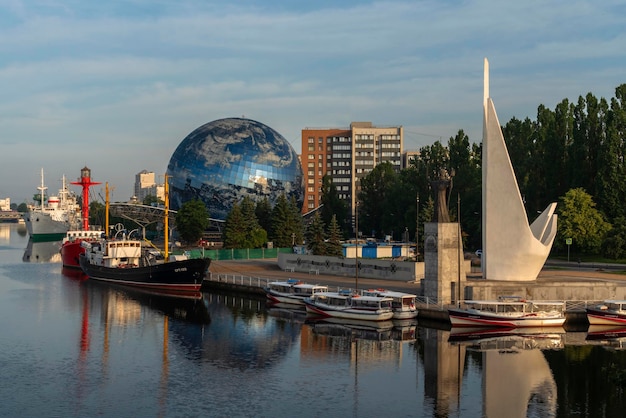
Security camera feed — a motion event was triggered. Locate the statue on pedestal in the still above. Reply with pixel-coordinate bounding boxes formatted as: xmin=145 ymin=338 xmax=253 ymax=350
xmin=431 ymin=168 xmax=452 ymax=223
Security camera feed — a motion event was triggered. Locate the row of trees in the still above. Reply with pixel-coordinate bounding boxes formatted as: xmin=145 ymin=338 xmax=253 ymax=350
xmin=177 ymin=194 xmax=343 ymax=256
xmin=82 ymin=83 xmax=626 ymax=259
xmin=352 ymin=84 xmax=626 ymax=259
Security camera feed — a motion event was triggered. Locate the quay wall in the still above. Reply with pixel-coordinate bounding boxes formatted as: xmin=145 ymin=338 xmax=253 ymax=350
xmin=462 ymin=278 xmax=626 ymax=301
xmin=277 ymin=253 xmax=425 ymax=282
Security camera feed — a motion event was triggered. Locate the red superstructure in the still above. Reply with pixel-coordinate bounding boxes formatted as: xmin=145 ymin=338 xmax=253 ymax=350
xmin=71 ymin=167 xmax=101 ymax=231
xmin=61 ymin=167 xmax=103 ymax=269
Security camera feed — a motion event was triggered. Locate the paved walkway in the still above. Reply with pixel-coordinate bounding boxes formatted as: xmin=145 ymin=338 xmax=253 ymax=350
xmin=208 ymin=258 xmax=626 ymax=294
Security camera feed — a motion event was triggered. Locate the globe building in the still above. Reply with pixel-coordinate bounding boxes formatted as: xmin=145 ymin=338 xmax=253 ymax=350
xmin=166 ymin=117 xmax=304 ymax=221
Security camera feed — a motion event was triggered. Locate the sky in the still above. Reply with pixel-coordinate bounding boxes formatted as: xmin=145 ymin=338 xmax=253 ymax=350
xmin=1 ymin=0 xmax=625 ymax=204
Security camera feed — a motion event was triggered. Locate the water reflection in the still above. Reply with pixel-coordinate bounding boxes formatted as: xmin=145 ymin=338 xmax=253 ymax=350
xmin=22 ymin=239 xmax=62 ymax=263
xmin=202 ymin=292 xmax=302 ymax=369
xmin=2 ymin=220 xmax=626 ymax=417
xmin=306 ymin=317 xmax=396 ymax=341
xmin=586 ymin=325 xmax=626 ymax=350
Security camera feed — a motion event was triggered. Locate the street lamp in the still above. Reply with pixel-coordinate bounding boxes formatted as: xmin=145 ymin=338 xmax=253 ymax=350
xmin=416 ymin=194 xmax=420 ymax=261
xmin=355 ymin=201 xmax=359 ymax=291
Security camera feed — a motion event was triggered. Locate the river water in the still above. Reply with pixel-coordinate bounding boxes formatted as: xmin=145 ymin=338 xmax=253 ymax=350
xmin=1 ymin=222 xmax=626 ymax=417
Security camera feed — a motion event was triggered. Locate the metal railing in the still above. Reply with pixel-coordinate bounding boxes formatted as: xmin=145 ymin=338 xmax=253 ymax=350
xmin=204 ymin=274 xmax=606 ymax=314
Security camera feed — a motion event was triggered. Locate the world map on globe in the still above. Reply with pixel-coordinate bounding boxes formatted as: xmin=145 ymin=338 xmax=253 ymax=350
xmin=167 ymin=117 xmax=304 ymax=221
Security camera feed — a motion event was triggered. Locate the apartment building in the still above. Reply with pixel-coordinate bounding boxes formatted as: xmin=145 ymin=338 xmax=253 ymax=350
xmin=134 ymin=170 xmax=164 ymax=203
xmin=300 ymin=122 xmax=403 ymax=217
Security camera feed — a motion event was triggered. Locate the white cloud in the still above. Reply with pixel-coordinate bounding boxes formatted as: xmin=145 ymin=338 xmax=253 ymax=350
xmin=0 ymin=0 xmax=625 ymax=201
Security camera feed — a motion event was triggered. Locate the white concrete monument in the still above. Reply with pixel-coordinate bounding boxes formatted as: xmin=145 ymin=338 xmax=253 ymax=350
xmin=482 ymin=58 xmax=558 ymax=281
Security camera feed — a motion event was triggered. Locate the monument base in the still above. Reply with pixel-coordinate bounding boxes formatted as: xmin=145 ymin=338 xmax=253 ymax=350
xmin=423 ymin=222 xmax=466 ymax=304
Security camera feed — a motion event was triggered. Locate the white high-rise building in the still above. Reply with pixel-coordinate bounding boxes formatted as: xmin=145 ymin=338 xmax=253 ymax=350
xmin=0 ymin=197 xmax=10 ymax=211
xmin=134 ymin=171 xmax=164 ymax=203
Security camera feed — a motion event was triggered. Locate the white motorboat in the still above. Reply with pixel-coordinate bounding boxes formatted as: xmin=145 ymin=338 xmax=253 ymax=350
xmin=586 ymin=300 xmax=626 ymax=325
xmin=304 ymin=290 xmax=394 ymax=321
xmin=361 ymin=288 xmax=418 ymax=319
xmin=264 ymin=279 xmax=329 ymax=305
xmin=448 ymin=297 xmax=566 ymax=328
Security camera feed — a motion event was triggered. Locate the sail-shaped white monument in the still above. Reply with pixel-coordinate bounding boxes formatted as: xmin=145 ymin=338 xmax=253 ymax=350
xmin=482 ymin=58 xmax=558 ymax=281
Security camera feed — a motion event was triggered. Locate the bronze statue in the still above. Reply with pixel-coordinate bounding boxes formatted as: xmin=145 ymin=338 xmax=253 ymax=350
xmin=431 ymin=168 xmax=452 ymax=223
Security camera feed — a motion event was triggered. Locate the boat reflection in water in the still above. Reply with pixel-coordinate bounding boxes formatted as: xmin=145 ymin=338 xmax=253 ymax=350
xmin=58 ymin=271 xmax=212 ymax=416
xmin=586 ymin=325 xmax=626 ymax=350
xmin=448 ymin=326 xmax=563 ymax=418
xmin=22 ymin=239 xmax=62 ymax=263
xmin=84 ymin=280 xmax=210 ymax=324
xmin=267 ymin=302 xmax=307 ymax=323
xmin=306 ymin=317 xmax=395 ymax=342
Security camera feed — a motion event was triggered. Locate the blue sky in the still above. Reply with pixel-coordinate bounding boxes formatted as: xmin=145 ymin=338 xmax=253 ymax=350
xmin=1 ymin=0 xmax=625 ymax=203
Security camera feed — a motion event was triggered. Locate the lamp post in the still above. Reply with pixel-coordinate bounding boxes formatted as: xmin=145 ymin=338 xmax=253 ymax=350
xmin=416 ymin=194 xmax=419 ymax=261
xmin=457 ymin=193 xmax=461 ymax=307
xmin=355 ymin=201 xmax=359 ymax=292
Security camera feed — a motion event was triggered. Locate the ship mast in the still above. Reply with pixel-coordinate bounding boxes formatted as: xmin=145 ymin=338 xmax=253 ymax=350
xmin=71 ymin=167 xmax=101 ymax=231
xmin=164 ymin=173 xmax=169 ymax=261
xmin=37 ymin=168 xmax=47 ymax=208
xmin=105 ymin=182 xmax=110 ymax=237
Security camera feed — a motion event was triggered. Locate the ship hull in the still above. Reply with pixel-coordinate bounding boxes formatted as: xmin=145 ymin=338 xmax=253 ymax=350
xmin=61 ymin=241 xmax=85 ymax=269
xmin=24 ymin=211 xmax=74 ymax=242
xmin=79 ymin=254 xmax=210 ymax=292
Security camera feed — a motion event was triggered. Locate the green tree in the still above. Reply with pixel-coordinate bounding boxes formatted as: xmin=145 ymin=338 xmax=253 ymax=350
xmin=320 ymin=174 xmax=348 ymax=236
xmin=240 ymin=196 xmax=267 ymax=248
xmin=305 ymin=212 xmax=327 ymax=255
xmin=16 ymin=202 xmax=28 ymax=212
xmin=142 ymin=194 xmax=163 ymax=206
xmin=223 ymin=201 xmax=247 ymax=248
xmin=89 ymin=201 xmax=106 ymax=229
xmin=601 ymin=217 xmax=626 ymax=259
xmin=270 ymin=194 xmax=304 ymax=247
xmin=358 ymin=161 xmax=397 ymax=239
xmin=255 ymin=197 xmax=272 ymax=234
xmin=175 ymin=199 xmax=209 ymax=244
xmin=326 ymin=214 xmax=344 ymax=257
xmin=557 ymin=188 xmax=611 ymax=254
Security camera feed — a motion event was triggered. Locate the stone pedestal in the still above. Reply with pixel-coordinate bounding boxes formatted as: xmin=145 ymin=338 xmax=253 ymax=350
xmin=423 ymin=222 xmax=466 ymax=304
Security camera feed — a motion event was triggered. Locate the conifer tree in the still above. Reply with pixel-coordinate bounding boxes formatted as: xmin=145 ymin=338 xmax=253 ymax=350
xmin=326 ymin=214 xmax=344 ymax=257
xmin=305 ymin=212 xmax=327 ymax=255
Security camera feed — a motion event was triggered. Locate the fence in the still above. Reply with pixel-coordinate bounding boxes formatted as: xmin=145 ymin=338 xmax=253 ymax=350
xmin=175 ymin=246 xmax=293 ymax=261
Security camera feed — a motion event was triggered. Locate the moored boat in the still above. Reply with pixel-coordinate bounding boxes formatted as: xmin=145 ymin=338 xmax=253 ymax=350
xmin=24 ymin=169 xmax=80 ymax=242
xmin=361 ymin=288 xmax=418 ymax=319
xmin=304 ymin=290 xmax=394 ymax=321
xmin=264 ymin=279 xmax=329 ymax=305
xmin=78 ymin=173 xmax=211 ymax=292
xmin=79 ymin=235 xmax=210 ymax=292
xmin=60 ymin=167 xmax=103 ymax=269
xmin=448 ymin=297 xmax=566 ymax=328
xmin=586 ymin=300 xmax=626 ymax=325
xmin=61 ymin=229 xmax=104 ymax=268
